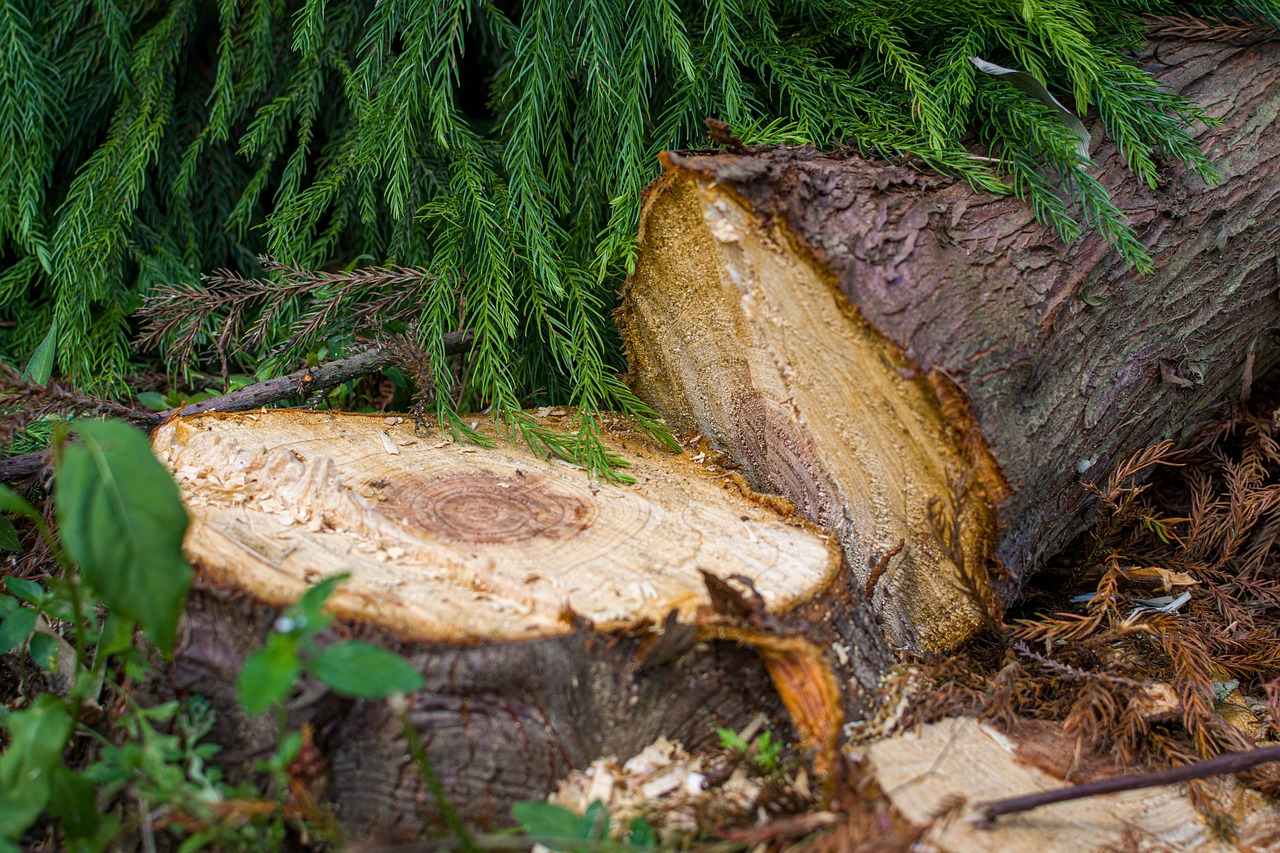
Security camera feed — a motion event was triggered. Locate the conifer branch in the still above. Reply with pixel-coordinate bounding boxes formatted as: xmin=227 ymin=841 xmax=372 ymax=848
xmin=2 ymin=0 xmax=1278 ymax=475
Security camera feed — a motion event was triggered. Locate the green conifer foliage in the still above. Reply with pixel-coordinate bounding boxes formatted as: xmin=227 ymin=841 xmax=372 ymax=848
xmin=1 ymin=1 xmax=1275 ymax=473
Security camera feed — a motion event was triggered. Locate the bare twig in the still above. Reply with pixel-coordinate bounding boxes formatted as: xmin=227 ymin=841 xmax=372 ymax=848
xmin=973 ymin=743 xmax=1280 ymax=826
xmin=0 ymin=331 xmax=473 ymax=484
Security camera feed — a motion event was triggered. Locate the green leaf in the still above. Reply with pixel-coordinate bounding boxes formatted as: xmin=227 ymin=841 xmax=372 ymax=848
xmin=136 ymin=391 xmax=171 ymax=411
xmin=0 ymin=695 xmax=72 ymax=839
xmin=49 ymin=765 xmax=117 ymax=850
xmin=307 ymin=641 xmax=424 ymax=699
xmin=29 ymin=632 xmax=60 ymax=673
xmin=238 ymin=631 xmax=301 ymax=714
xmin=96 ymin=611 xmax=135 ymax=658
xmin=56 ymin=420 xmax=192 ymax=655
xmin=293 ymin=572 xmax=348 ymax=632
xmin=34 ymin=245 xmax=52 ymax=277
xmin=21 ymin=319 xmax=57 ymax=386
xmin=512 ymin=801 xmax=583 ymax=844
xmin=582 ymin=800 xmax=610 ymax=840
xmin=628 ymin=817 xmax=656 ymax=849
xmin=277 ymin=729 xmax=305 ymax=767
xmin=0 ymin=608 xmax=36 ymax=654
xmin=0 ymin=485 xmax=38 ymax=522
xmin=4 ymin=577 xmax=45 ymax=606
xmin=717 ymin=726 xmax=747 ymax=753
xmin=0 ymin=517 xmax=20 ymax=552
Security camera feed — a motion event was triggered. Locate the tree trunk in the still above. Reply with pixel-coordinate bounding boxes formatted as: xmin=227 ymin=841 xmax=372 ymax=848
xmin=617 ymin=34 xmax=1280 ymax=653
xmin=151 ymin=409 xmax=891 ymax=839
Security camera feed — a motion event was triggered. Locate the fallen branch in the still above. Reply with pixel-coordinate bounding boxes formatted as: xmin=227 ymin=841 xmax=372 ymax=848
xmin=0 ymin=331 xmax=473 ymax=484
xmin=972 ymin=743 xmax=1280 ymax=826
xmin=0 ymin=448 xmax=48 ymax=483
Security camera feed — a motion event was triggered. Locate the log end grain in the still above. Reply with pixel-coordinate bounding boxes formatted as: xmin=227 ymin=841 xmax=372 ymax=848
xmin=153 ymin=409 xmax=840 ymax=643
xmin=618 ymin=175 xmax=1006 ymax=652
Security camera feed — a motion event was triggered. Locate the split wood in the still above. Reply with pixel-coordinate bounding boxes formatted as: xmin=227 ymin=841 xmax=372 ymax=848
xmin=972 ymin=742 xmax=1280 ymax=826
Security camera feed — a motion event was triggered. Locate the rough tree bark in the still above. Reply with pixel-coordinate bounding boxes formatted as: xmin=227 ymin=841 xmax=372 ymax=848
xmin=153 ymin=409 xmax=890 ymax=839
xmin=617 ymin=34 xmax=1280 ymax=652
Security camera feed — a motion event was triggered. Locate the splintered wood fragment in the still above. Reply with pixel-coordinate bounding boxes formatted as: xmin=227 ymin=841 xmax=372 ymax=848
xmin=973 ymin=742 xmax=1280 ymax=826
xmin=152 ymin=409 xmax=891 ymax=839
xmin=617 ymin=34 xmax=1280 ymax=651
xmin=865 ymin=718 xmax=1280 ymax=853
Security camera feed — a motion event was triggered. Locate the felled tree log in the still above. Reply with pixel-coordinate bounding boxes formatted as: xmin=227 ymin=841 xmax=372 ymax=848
xmin=151 ymin=409 xmax=891 ymax=838
xmin=617 ymin=35 xmax=1280 ymax=652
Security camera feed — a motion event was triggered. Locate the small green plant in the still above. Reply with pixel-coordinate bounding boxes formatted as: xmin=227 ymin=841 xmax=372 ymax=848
xmin=230 ymin=573 xmax=427 ymax=849
xmin=237 ymin=573 xmax=425 ymax=715
xmin=717 ymin=725 xmax=784 ymax=776
xmin=0 ymin=418 xmax=222 ymax=850
xmin=512 ymin=800 xmax=656 ymax=852
xmin=135 ymin=373 xmax=256 ymax=412
xmin=0 ymin=417 xmax=425 ymax=850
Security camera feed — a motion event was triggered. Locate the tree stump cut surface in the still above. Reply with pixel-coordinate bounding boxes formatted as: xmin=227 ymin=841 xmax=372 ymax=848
xmin=154 ymin=409 xmax=838 ymax=641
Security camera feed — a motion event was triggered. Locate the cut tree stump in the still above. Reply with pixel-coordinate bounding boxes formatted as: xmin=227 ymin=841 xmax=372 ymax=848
xmin=151 ymin=409 xmax=890 ymax=838
xmin=617 ymin=34 xmax=1280 ymax=652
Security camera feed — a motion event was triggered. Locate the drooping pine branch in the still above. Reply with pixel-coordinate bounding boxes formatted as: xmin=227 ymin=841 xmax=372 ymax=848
xmin=2 ymin=0 xmax=1277 ymax=475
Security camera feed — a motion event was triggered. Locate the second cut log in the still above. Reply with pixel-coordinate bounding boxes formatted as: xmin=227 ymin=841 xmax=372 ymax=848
xmin=617 ymin=35 xmax=1280 ymax=652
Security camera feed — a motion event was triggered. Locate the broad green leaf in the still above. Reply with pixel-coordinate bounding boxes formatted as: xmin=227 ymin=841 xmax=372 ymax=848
xmin=49 ymin=764 xmax=117 ymax=850
xmin=238 ymin=632 xmax=301 ymax=714
xmin=96 ymin=611 xmax=135 ymax=658
xmin=56 ymin=420 xmax=192 ymax=654
xmin=0 ymin=485 xmax=38 ymax=522
xmin=294 ymin=573 xmax=348 ymax=632
xmin=512 ymin=802 xmax=582 ymax=844
xmin=136 ymin=391 xmax=170 ymax=411
xmin=307 ymin=641 xmax=424 ymax=699
xmin=0 ymin=695 xmax=71 ymax=838
xmin=47 ymin=758 xmax=99 ymax=835
xmin=4 ymin=577 xmax=45 ymax=606
xmin=21 ymin=318 xmax=57 ymax=386
xmin=29 ymin=632 xmax=59 ymax=673
xmin=0 ymin=608 xmax=36 ymax=654
xmin=0 ymin=517 xmax=19 ymax=552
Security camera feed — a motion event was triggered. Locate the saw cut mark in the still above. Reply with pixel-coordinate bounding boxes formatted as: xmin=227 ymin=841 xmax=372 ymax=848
xmin=378 ymin=473 xmax=596 ymax=544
